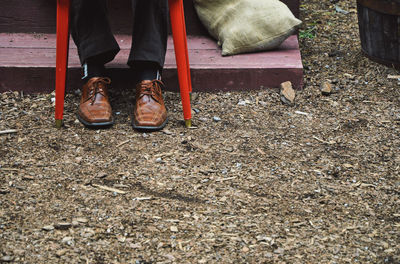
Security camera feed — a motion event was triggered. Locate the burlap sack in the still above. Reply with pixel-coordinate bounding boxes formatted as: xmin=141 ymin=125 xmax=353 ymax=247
xmin=193 ymin=0 xmax=302 ymax=56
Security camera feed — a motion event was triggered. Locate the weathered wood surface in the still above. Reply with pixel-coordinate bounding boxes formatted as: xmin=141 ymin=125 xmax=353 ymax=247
xmin=0 ymin=33 xmax=303 ymax=93
xmin=357 ymin=1 xmax=400 ymax=69
xmin=0 ymin=0 xmax=300 ymax=34
xmin=357 ymin=0 xmax=400 ymax=16
xmin=0 ymin=0 xmax=303 ymax=93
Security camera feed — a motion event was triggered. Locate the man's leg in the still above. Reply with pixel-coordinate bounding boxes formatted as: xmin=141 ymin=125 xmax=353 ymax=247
xmin=129 ymin=0 xmax=169 ymax=131
xmin=71 ymin=0 xmax=120 ymax=68
xmin=128 ymin=0 xmax=169 ymax=77
xmin=70 ymin=0 xmax=119 ymax=127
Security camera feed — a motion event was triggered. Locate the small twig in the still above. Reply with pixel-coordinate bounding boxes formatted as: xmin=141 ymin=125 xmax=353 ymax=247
xmin=312 ymin=136 xmax=326 ymax=143
xmin=92 ymin=184 xmax=126 ymax=194
xmin=31 ymin=126 xmax=45 ymax=130
xmin=216 ymin=177 xmax=236 ymax=182
xmin=256 ymin=148 xmax=265 ymax=155
xmin=221 ymin=233 xmax=238 ymax=237
xmin=132 ymin=197 xmax=153 ymax=201
xmin=312 ymin=136 xmax=335 ymax=145
xmin=295 ymin=111 xmax=311 ymax=116
xmin=0 ymin=168 xmax=20 ymax=171
xmin=116 ymin=140 xmax=130 ymax=148
xmin=0 ymin=129 xmax=17 ymax=135
xmin=362 ymin=101 xmax=386 ymax=104
xmin=154 ymin=151 xmax=175 ymax=158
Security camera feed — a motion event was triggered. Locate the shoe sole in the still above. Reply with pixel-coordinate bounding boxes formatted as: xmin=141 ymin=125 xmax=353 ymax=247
xmin=131 ymin=117 xmax=168 ymax=132
xmin=77 ymin=114 xmax=114 ymax=128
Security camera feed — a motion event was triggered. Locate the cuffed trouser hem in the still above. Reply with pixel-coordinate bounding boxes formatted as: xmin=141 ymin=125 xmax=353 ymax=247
xmin=127 ymin=59 xmax=164 ymax=71
xmin=77 ymin=35 xmax=120 ymax=66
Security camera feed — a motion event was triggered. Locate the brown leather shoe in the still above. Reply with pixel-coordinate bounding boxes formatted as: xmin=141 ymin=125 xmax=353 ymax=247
xmin=132 ymin=80 xmax=168 ymax=131
xmin=77 ymin=77 xmax=114 ymax=127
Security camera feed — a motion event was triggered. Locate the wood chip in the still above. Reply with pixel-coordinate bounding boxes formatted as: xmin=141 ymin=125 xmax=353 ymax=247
xmin=0 ymin=256 xmax=14 ymax=262
xmin=242 ymin=246 xmax=250 ymax=253
xmin=343 ymin=73 xmax=355 ymax=79
xmin=280 ymin=81 xmax=295 ymax=105
xmin=92 ymin=184 xmax=127 ymax=194
xmin=56 ymin=249 xmax=67 ymax=257
xmin=95 ymin=172 xmax=107 ymax=179
xmin=312 ymin=136 xmax=335 ymax=144
xmin=320 ymin=81 xmax=333 ymax=95
xmin=42 ymin=225 xmax=55 ymax=231
xmin=73 ymin=217 xmax=88 ymax=223
xmin=0 ymin=188 xmax=10 ymax=194
xmin=54 ymin=222 xmax=72 ymax=230
xmin=162 ymin=129 xmax=174 ymax=135
xmin=117 ymin=235 xmax=126 ymax=243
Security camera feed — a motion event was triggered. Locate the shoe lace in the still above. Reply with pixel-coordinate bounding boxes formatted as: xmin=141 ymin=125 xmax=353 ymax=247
xmin=88 ymin=77 xmax=111 ymax=105
xmin=138 ymin=80 xmax=164 ymax=103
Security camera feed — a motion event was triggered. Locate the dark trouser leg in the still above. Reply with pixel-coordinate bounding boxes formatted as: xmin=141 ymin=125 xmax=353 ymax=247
xmin=128 ymin=0 xmax=169 ymax=70
xmin=70 ymin=0 xmax=120 ymax=65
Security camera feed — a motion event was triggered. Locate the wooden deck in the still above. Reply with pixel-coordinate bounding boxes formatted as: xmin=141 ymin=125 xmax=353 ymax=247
xmin=0 ymin=0 xmax=303 ymax=93
xmin=0 ymin=33 xmax=302 ymax=93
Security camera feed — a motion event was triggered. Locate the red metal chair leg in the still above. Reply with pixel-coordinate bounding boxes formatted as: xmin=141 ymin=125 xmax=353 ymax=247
xmin=169 ymin=0 xmax=192 ymax=127
xmin=55 ymin=0 xmax=71 ymax=128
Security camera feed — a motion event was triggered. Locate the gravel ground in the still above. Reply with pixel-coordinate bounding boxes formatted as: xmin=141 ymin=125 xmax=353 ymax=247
xmin=1 ymin=0 xmax=399 ymax=263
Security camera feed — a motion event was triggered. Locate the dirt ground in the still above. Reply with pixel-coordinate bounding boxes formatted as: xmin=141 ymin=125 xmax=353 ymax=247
xmin=1 ymin=0 xmax=399 ymax=263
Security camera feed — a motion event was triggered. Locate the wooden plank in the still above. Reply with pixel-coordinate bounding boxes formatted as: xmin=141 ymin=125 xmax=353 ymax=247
xmin=357 ymin=0 xmax=400 ymax=16
xmin=370 ymin=9 xmax=384 ymax=59
xmin=0 ymin=65 xmax=303 ymax=93
xmin=382 ymin=13 xmax=399 ymax=62
xmin=397 ymin=16 xmax=400 ymax=61
xmin=0 ymin=36 xmax=303 ymax=93
xmin=0 ymin=34 xmax=225 ymax=50
xmin=364 ymin=7 xmax=373 ymax=55
xmin=0 ymin=33 xmax=299 ymax=52
xmin=0 ymin=1 xmax=56 ymax=33
xmin=0 ymin=45 xmax=302 ymax=69
xmin=357 ymin=2 xmax=366 ymax=53
xmin=0 ymin=47 xmax=301 ymax=68
xmin=0 ymin=34 xmax=302 ymax=69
